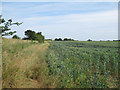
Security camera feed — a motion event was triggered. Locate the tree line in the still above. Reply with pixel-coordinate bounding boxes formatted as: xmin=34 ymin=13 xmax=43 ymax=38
xmin=54 ymin=38 xmax=75 ymax=41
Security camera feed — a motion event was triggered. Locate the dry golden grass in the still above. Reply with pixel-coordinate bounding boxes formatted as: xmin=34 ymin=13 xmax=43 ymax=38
xmin=2 ymin=38 xmax=57 ymax=88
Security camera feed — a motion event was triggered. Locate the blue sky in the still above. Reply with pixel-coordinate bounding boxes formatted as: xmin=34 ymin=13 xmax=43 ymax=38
xmin=2 ymin=2 xmax=118 ymax=40
xmin=2 ymin=0 xmax=119 ymax=2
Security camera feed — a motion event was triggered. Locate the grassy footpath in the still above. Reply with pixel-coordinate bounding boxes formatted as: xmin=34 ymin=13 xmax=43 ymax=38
xmin=2 ymin=38 xmax=57 ymax=88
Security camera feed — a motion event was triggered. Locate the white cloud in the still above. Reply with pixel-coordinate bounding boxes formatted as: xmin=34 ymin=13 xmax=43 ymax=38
xmin=13 ymin=10 xmax=118 ymax=40
xmin=2 ymin=2 xmax=117 ymax=22
xmin=22 ymin=10 xmax=117 ymax=23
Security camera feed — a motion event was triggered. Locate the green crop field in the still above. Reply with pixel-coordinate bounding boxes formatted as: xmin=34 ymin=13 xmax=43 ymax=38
xmin=2 ymin=39 xmax=119 ymax=88
xmin=46 ymin=41 xmax=119 ymax=88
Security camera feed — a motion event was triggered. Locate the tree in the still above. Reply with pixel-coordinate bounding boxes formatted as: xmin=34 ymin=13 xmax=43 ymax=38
xmin=87 ymin=39 xmax=92 ymax=41
xmin=12 ymin=35 xmax=20 ymax=39
xmin=54 ymin=38 xmax=62 ymax=41
xmin=64 ymin=38 xmax=67 ymax=41
xmin=24 ymin=30 xmax=36 ymax=40
xmin=36 ymin=32 xmax=45 ymax=43
xmin=64 ymin=38 xmax=74 ymax=41
xmin=0 ymin=15 xmax=22 ymax=36
xmin=24 ymin=30 xmax=45 ymax=43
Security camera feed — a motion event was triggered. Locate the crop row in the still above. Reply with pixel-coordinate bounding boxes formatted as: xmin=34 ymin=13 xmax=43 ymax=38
xmin=46 ymin=41 xmax=118 ymax=88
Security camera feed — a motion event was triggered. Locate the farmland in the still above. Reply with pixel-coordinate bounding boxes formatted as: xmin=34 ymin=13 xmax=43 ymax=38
xmin=46 ymin=41 xmax=118 ymax=88
xmin=2 ymin=39 xmax=119 ymax=88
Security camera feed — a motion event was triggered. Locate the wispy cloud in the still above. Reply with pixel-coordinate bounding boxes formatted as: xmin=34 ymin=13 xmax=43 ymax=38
xmin=14 ymin=10 xmax=117 ymax=40
xmin=2 ymin=2 xmax=117 ymax=18
xmin=2 ymin=2 xmax=118 ymax=40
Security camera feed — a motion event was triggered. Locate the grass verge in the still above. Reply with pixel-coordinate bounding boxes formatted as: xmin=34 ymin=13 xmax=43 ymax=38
xmin=2 ymin=38 xmax=57 ymax=88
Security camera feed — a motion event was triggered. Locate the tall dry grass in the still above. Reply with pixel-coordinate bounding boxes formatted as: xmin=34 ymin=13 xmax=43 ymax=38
xmin=2 ymin=38 xmax=57 ymax=88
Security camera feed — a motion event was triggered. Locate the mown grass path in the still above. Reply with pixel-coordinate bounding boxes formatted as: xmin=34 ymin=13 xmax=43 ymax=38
xmin=2 ymin=38 xmax=57 ymax=88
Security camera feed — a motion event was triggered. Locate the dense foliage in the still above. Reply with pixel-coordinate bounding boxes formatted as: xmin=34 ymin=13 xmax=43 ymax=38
xmin=54 ymin=38 xmax=75 ymax=41
xmin=24 ymin=30 xmax=44 ymax=43
xmin=46 ymin=41 xmax=118 ymax=88
xmin=54 ymin=38 xmax=62 ymax=41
